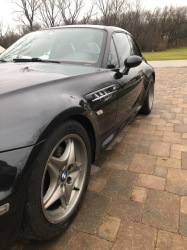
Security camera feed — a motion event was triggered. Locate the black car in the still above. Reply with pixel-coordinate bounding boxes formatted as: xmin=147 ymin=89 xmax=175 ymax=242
xmin=0 ymin=25 xmax=155 ymax=249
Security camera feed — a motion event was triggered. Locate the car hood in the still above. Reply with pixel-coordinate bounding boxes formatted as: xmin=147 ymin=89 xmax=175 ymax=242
xmin=0 ymin=62 xmax=100 ymax=95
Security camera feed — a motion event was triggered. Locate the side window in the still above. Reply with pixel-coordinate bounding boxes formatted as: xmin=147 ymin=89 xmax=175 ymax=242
xmin=127 ymin=35 xmax=141 ymax=56
xmin=107 ymin=39 xmax=119 ymax=69
xmin=113 ymin=33 xmax=131 ymax=67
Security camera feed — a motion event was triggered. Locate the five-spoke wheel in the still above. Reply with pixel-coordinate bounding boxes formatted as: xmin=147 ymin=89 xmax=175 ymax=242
xmin=42 ymin=135 xmax=87 ymax=224
xmin=21 ymin=120 xmax=91 ymax=240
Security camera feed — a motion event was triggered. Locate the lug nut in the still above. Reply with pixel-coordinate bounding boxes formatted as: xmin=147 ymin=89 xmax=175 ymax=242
xmin=67 ymin=177 xmax=72 ymax=184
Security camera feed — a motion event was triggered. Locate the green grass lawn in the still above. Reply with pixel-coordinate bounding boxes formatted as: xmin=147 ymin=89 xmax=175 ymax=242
xmin=142 ymin=47 xmax=187 ymax=61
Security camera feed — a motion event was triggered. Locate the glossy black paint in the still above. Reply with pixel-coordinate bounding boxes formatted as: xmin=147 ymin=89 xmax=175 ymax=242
xmin=125 ymin=55 xmax=142 ymax=68
xmin=0 ymin=25 xmax=154 ymax=249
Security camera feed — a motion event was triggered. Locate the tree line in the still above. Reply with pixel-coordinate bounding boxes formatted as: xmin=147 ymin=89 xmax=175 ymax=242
xmin=1 ymin=0 xmax=187 ymax=52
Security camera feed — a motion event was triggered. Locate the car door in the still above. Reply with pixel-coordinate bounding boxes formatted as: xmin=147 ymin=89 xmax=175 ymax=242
xmin=84 ymin=70 xmax=118 ymax=138
xmin=108 ymin=32 xmax=144 ymax=126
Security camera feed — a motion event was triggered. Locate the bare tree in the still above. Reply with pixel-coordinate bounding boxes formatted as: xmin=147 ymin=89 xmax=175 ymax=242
xmin=80 ymin=2 xmax=95 ymax=24
xmin=58 ymin=0 xmax=84 ymax=25
xmin=12 ymin=0 xmax=41 ymax=31
xmin=95 ymin=0 xmax=126 ymax=25
xmin=39 ymin=0 xmax=60 ymax=27
xmin=0 ymin=27 xmax=21 ymax=49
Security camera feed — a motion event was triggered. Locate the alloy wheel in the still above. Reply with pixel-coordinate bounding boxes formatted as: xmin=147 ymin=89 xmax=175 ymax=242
xmin=41 ymin=134 xmax=87 ymax=224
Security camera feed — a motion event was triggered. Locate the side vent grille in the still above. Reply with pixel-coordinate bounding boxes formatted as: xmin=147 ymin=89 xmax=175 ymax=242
xmin=92 ymin=85 xmax=116 ymax=102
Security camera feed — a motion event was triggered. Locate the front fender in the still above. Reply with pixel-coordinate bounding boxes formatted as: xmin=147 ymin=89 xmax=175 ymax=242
xmin=0 ymin=84 xmax=89 ymax=152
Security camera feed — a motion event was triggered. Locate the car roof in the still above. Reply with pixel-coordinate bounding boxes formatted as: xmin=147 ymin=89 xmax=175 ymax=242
xmin=43 ymin=24 xmax=130 ymax=34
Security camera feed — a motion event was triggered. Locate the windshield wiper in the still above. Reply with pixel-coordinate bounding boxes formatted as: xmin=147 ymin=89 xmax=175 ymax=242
xmin=13 ymin=58 xmax=60 ymax=64
xmin=0 ymin=59 xmax=7 ymax=62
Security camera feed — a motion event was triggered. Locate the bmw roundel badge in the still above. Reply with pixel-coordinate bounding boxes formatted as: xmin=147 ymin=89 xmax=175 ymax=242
xmin=62 ymin=172 xmax=66 ymax=181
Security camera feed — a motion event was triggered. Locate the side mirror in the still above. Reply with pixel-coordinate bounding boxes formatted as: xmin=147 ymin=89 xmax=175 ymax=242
xmin=125 ymin=55 xmax=142 ymax=68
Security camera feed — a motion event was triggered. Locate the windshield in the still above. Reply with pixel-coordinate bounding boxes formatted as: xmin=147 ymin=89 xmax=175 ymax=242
xmin=0 ymin=28 xmax=105 ymax=65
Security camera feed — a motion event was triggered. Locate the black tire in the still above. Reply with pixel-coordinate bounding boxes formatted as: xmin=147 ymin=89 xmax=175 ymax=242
xmin=20 ymin=120 xmax=91 ymax=240
xmin=140 ymin=75 xmax=154 ymax=115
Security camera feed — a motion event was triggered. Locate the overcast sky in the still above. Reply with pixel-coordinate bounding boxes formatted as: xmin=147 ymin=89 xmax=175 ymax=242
xmin=1 ymin=0 xmax=187 ymax=30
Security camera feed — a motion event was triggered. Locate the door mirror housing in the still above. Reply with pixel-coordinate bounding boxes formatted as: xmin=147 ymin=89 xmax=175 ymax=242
xmin=124 ymin=55 xmax=142 ymax=68
xmin=122 ymin=55 xmax=142 ymax=75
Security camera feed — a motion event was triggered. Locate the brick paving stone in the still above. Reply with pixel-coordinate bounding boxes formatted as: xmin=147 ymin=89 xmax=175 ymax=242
xmin=72 ymin=191 xmax=111 ymax=234
xmin=108 ymin=197 xmax=143 ymax=222
xmin=182 ymin=138 xmax=187 ymax=145
xmin=179 ymin=214 xmax=187 ymax=236
xmin=23 ymin=228 xmax=76 ymax=250
xmin=142 ymin=190 xmax=179 ymax=232
xmin=138 ymin=124 xmax=156 ymax=135
xmin=125 ymin=144 xmax=138 ymax=153
xmin=112 ymin=220 xmax=156 ymax=250
xmin=94 ymin=155 xmax=108 ymax=168
xmin=130 ymin=186 xmax=148 ymax=203
xmin=162 ymin=131 xmax=182 ymax=144
xmin=114 ymin=136 xmax=123 ymax=143
xmin=103 ymin=169 xmax=137 ymax=198
xmin=143 ymin=134 xmax=162 ymax=141
xmin=182 ymin=152 xmax=187 ymax=159
xmin=91 ymin=165 xmax=100 ymax=176
xmin=97 ymin=167 xmax=113 ymax=179
xmin=161 ymin=113 xmax=176 ymax=119
xmin=170 ymin=107 xmax=183 ymax=113
xmin=154 ymin=130 xmax=164 ymax=136
xmin=148 ymin=141 xmax=170 ymax=157
xmin=98 ymin=215 xmax=121 ymax=241
xmin=103 ymin=143 xmax=126 ymax=157
xmin=151 ymin=118 xmax=167 ymax=126
xmin=153 ymin=103 xmax=165 ymax=109
xmin=174 ymin=124 xmax=187 ymax=133
xmin=170 ymin=150 xmax=181 ymax=159
xmin=166 ymin=168 xmax=187 ymax=195
xmin=171 ymin=143 xmax=187 ymax=152
xmin=182 ymin=158 xmax=187 ymax=170
xmin=153 ymin=165 xmax=167 ymax=178
xmin=136 ymin=145 xmax=148 ymax=154
xmin=181 ymin=196 xmax=187 ymax=214
xmin=129 ymin=127 xmax=138 ymax=133
xmin=183 ymin=133 xmax=187 ymax=139
xmin=88 ymin=176 xmax=107 ymax=193
xmin=166 ymin=122 xmax=174 ymax=127
xmin=67 ymin=232 xmax=111 ymax=250
xmin=156 ymin=156 xmax=181 ymax=168
xmin=129 ymin=154 xmax=156 ymax=174
xmin=157 ymin=230 xmax=187 ymax=250
xmin=140 ymin=139 xmax=151 ymax=147
xmin=121 ymin=151 xmax=134 ymax=164
xmin=157 ymin=126 xmax=173 ymax=132
xmin=167 ymin=119 xmax=183 ymax=124
xmin=104 ymin=158 xmax=128 ymax=170
xmin=136 ymin=174 xmax=165 ymax=190
xmin=122 ymin=133 xmax=143 ymax=145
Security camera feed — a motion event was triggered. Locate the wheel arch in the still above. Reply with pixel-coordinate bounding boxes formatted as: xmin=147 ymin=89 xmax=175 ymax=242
xmin=70 ymin=114 xmax=96 ymax=163
xmin=36 ymin=109 xmax=96 ymax=164
xmin=152 ymin=71 xmax=155 ymax=83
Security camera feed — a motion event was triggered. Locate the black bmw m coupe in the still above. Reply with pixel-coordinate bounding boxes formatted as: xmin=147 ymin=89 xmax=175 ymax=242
xmin=0 ymin=25 xmax=155 ymax=249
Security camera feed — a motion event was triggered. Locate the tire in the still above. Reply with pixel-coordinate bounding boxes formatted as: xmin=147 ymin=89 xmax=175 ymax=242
xmin=140 ymin=75 xmax=154 ymax=115
xmin=21 ymin=120 xmax=91 ymax=240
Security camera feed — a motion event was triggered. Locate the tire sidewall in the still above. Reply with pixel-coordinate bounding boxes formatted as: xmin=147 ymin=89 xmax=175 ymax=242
xmin=23 ymin=120 xmax=91 ymax=240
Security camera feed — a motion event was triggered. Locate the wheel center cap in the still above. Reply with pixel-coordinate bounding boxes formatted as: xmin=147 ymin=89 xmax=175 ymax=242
xmin=61 ymin=171 xmax=67 ymax=181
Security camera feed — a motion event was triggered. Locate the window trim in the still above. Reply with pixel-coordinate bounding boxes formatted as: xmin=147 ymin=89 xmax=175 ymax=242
xmin=126 ymin=34 xmax=142 ymax=57
xmin=106 ymin=37 xmax=120 ymax=69
xmin=112 ymin=31 xmax=132 ymax=68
